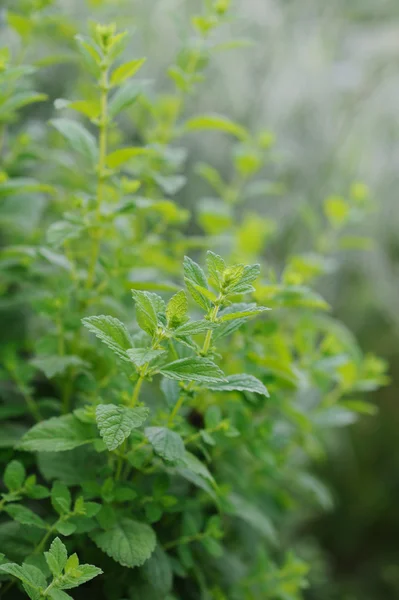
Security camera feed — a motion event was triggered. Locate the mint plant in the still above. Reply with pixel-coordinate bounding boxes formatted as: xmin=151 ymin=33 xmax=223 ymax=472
xmin=0 ymin=3 xmax=388 ymax=600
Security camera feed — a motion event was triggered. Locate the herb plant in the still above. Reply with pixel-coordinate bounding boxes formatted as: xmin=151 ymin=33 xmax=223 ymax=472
xmin=0 ymin=2 xmax=388 ymax=600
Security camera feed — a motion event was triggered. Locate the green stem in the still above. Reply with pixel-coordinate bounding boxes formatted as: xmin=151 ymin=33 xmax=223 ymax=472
xmin=202 ymin=303 xmax=220 ymax=355
xmin=130 ymin=374 xmax=144 ymax=408
xmin=168 ymin=392 xmax=187 ymax=426
xmin=86 ymin=63 xmax=109 ymax=291
xmin=168 ymin=300 xmax=222 ymax=425
xmin=115 ymin=374 xmax=146 ymax=480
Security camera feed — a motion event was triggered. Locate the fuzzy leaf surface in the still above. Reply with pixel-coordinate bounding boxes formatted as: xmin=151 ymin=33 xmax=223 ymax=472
xmin=96 ymin=404 xmax=149 ymax=451
xmin=82 ymin=315 xmax=132 ymax=362
xmin=18 ymin=415 xmax=96 ymax=453
xmin=207 ymin=374 xmax=269 ymax=397
xmin=146 ymin=427 xmax=185 ymax=462
xmin=91 ymin=518 xmax=156 ymax=568
xmin=160 ymin=357 xmax=225 ymax=384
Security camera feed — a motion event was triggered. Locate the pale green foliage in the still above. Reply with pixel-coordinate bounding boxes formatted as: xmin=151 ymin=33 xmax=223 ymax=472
xmin=0 ymin=3 xmax=387 ymax=600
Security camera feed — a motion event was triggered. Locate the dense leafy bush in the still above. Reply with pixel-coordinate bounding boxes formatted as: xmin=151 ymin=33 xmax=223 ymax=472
xmin=0 ymin=2 xmax=388 ymax=599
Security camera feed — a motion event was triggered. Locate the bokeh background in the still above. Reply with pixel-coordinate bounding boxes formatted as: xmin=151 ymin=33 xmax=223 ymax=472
xmin=3 ymin=0 xmax=399 ymax=598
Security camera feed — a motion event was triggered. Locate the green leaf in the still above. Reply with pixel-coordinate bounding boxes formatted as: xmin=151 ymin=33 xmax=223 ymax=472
xmin=224 ymin=263 xmax=261 ymax=294
xmin=111 ymin=58 xmax=146 ymax=86
xmin=46 ymin=220 xmax=83 ymax=248
xmin=173 ymin=320 xmax=218 ymax=337
xmin=58 ymin=563 xmax=103 ymax=589
xmin=166 ymin=290 xmax=188 ymax=329
xmin=0 ymin=423 xmax=27 ymax=448
xmin=219 ymin=306 xmax=270 ymax=321
xmin=132 ymin=290 xmax=160 ymax=336
xmin=228 ymin=493 xmax=277 ymax=545
xmin=55 ymin=522 xmax=76 ymax=536
xmin=95 ymin=404 xmax=149 ymax=451
xmin=206 ymin=251 xmax=226 ymax=287
xmin=127 ymin=348 xmax=165 ymax=368
xmin=4 ymin=460 xmax=26 ymax=491
xmin=108 ymin=81 xmax=145 ymax=119
xmin=160 ymin=357 xmax=226 ymax=384
xmin=30 ymin=356 xmax=87 ymax=379
xmin=91 ymin=518 xmax=156 ymax=568
xmin=18 ymin=415 xmax=96 ymax=453
xmin=183 ymin=256 xmax=212 ymax=311
xmin=146 ymin=427 xmax=185 ymax=462
xmin=7 ymin=13 xmax=33 ymax=38
xmin=143 ymin=545 xmax=172 ymax=595
xmin=106 ymin=146 xmax=155 ymax=169
xmin=5 ymin=505 xmax=47 ymax=529
xmin=182 ymin=114 xmax=248 ymax=140
xmin=82 ymin=315 xmax=132 ymax=362
xmin=207 ymin=374 xmax=269 ymax=397
xmin=45 ymin=537 xmax=68 ymax=577
xmin=51 ymin=481 xmax=72 ymax=515
xmin=0 ymin=563 xmax=47 ymax=598
xmin=0 ymin=92 xmax=47 ymax=121
xmin=51 ymin=118 xmax=98 ymax=165
xmin=160 ymin=378 xmax=180 ymax=408
xmin=153 ymin=174 xmax=187 ymax=196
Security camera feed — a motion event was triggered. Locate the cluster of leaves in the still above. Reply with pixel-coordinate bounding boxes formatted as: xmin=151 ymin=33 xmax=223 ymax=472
xmin=0 ymin=1 xmax=388 ymax=599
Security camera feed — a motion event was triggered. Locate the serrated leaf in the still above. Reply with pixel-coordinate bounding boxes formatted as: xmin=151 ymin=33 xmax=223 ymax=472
xmin=5 ymin=505 xmax=47 ymax=530
xmin=95 ymin=405 xmax=149 ymax=451
xmin=207 ymin=374 xmax=269 ymax=397
xmin=111 ymin=58 xmax=146 ymax=86
xmin=224 ymin=263 xmax=261 ymax=294
xmin=0 ymin=563 xmax=47 ymax=596
xmin=219 ymin=306 xmax=270 ymax=321
xmin=206 ymin=251 xmax=226 ymax=287
xmin=132 ymin=290 xmax=160 ymax=336
xmin=45 ymin=537 xmax=68 ymax=577
xmin=18 ymin=415 xmax=96 ymax=452
xmin=173 ymin=320 xmax=218 ymax=337
xmin=166 ymin=290 xmax=188 ymax=329
xmin=51 ymin=118 xmax=98 ymax=165
xmin=51 ymin=481 xmax=71 ymax=515
xmin=127 ymin=348 xmax=165 ymax=368
xmin=91 ymin=518 xmax=156 ymax=568
xmin=145 ymin=427 xmax=185 ymax=462
xmin=160 ymin=357 xmax=225 ymax=384
xmin=58 ymin=563 xmax=103 ymax=589
xmin=183 ymin=256 xmax=212 ymax=311
xmin=82 ymin=315 xmax=132 ymax=362
xmin=4 ymin=460 xmax=26 ymax=491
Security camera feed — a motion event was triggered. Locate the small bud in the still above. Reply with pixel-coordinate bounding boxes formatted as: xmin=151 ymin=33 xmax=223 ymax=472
xmin=94 ymin=23 xmax=117 ymax=51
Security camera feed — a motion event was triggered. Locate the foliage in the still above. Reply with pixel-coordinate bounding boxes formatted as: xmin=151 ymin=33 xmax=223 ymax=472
xmin=0 ymin=1 xmax=388 ymax=599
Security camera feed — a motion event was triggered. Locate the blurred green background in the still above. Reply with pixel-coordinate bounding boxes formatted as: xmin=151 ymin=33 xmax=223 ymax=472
xmin=3 ymin=0 xmax=399 ymax=598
